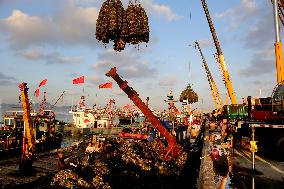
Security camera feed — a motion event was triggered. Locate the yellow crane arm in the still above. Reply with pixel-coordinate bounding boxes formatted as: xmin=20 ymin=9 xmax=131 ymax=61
xmin=195 ymin=41 xmax=223 ymax=111
xmin=19 ymin=82 xmax=35 ymax=150
xmin=200 ymin=0 xmax=237 ymax=104
xmin=210 ymin=85 xmax=219 ymax=110
xmin=273 ymin=0 xmax=284 ymax=83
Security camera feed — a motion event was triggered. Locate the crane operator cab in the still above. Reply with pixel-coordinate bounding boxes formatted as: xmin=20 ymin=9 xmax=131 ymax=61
xmin=272 ymin=82 xmax=284 ymax=116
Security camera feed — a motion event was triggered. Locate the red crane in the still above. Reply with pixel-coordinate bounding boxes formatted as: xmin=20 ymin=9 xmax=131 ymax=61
xmin=106 ymin=67 xmax=182 ymax=160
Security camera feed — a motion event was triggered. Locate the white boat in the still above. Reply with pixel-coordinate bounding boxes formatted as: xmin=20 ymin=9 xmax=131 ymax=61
xmin=69 ymin=96 xmax=120 ymax=129
xmin=69 ymin=108 xmax=120 ymax=129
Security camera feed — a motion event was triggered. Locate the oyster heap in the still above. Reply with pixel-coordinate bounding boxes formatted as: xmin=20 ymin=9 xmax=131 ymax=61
xmin=51 ymin=170 xmax=91 ymax=188
xmin=51 ymin=140 xmax=188 ymax=188
xmin=96 ymin=0 xmax=149 ymax=51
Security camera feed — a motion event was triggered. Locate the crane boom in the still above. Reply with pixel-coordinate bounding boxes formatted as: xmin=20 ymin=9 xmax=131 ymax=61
xmin=51 ymin=91 xmax=65 ymax=109
xmin=19 ymin=82 xmax=35 ymax=151
xmin=195 ymin=41 xmax=223 ymax=111
xmin=271 ymin=0 xmax=284 ymax=26
xmin=200 ymin=0 xmax=237 ymax=104
xmin=273 ymin=0 xmax=284 ymax=83
xmin=106 ymin=67 xmax=182 ymax=159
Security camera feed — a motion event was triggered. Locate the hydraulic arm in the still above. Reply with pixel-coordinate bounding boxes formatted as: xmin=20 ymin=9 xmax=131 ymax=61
xmin=201 ymin=0 xmax=237 ymax=104
xmin=19 ymin=82 xmax=35 ymax=151
xmin=106 ymin=67 xmax=182 ymax=159
xmin=19 ymin=82 xmax=35 ymax=175
xmin=195 ymin=41 xmax=223 ymax=111
xmin=51 ymin=91 xmax=65 ymax=109
xmin=273 ymin=0 xmax=284 ymax=83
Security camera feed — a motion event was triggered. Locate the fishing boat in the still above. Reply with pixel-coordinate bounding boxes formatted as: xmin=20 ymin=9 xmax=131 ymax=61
xmin=1 ymin=109 xmax=62 ymax=157
xmin=69 ymin=96 xmax=125 ymax=136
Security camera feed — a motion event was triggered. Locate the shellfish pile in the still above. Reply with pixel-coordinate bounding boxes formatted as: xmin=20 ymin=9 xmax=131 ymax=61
xmin=51 ymin=140 xmax=188 ymax=188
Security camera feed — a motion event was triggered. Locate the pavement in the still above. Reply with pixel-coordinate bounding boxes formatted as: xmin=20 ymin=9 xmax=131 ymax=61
xmin=232 ymin=147 xmax=284 ymax=189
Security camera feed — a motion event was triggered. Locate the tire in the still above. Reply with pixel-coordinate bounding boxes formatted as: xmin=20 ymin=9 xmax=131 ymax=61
xmin=276 ymin=136 xmax=284 ymax=160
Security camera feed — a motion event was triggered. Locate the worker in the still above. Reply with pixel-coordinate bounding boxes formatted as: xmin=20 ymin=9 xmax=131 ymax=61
xmin=211 ymin=145 xmax=220 ymax=161
xmin=57 ymin=151 xmax=66 ymax=172
xmin=230 ymin=125 xmax=237 ymax=156
xmin=19 ymin=149 xmax=34 ymax=175
xmin=85 ymin=142 xmax=96 ymax=162
xmin=221 ymin=118 xmax=229 ymax=142
xmin=86 ymin=142 xmax=95 ymax=153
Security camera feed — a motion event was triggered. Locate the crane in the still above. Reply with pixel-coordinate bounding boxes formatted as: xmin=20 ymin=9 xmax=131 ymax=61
xmin=271 ymin=0 xmax=284 ymax=27
xmin=106 ymin=67 xmax=182 ymax=160
xmin=200 ymin=0 xmax=237 ymax=104
xmin=195 ymin=40 xmax=223 ymax=112
xmin=273 ymin=0 xmax=284 ymax=83
xmin=19 ymin=82 xmax=35 ymax=175
xmin=51 ymin=91 xmax=65 ymax=109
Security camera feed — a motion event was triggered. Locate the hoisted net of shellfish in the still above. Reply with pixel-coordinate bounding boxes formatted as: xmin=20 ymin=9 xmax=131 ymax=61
xmin=108 ymin=0 xmax=124 ymax=41
xmin=96 ymin=0 xmax=124 ymax=44
xmin=113 ymin=38 xmax=126 ymax=51
xmin=96 ymin=0 xmax=111 ymax=43
xmin=121 ymin=1 xmax=149 ymax=44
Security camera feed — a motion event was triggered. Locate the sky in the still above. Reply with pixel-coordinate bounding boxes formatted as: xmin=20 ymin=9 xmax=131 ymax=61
xmin=0 ymin=0 xmax=281 ymax=112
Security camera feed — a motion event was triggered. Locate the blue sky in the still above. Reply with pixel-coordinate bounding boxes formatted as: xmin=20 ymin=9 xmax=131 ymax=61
xmin=0 ymin=0 xmax=280 ymax=111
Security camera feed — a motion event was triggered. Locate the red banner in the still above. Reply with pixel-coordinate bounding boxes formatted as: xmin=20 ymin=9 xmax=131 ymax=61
xmin=99 ymin=82 xmax=112 ymax=89
xmin=34 ymin=89 xmax=40 ymax=97
xmin=39 ymin=79 xmax=47 ymax=87
xmin=73 ymin=76 xmax=84 ymax=84
xmin=123 ymin=104 xmax=132 ymax=109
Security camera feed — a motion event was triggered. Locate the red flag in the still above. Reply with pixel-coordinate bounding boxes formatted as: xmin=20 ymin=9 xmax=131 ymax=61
xmin=34 ymin=89 xmax=40 ymax=97
xmin=99 ymin=82 xmax=112 ymax=89
xmin=123 ymin=104 xmax=132 ymax=109
xmin=84 ymin=119 xmax=90 ymax=123
xmin=73 ymin=76 xmax=84 ymax=84
xmin=39 ymin=79 xmax=47 ymax=87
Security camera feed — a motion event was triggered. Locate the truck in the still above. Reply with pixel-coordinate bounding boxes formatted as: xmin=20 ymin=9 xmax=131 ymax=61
xmin=233 ymin=0 xmax=284 ymax=159
xmin=201 ymin=0 xmax=284 ymax=159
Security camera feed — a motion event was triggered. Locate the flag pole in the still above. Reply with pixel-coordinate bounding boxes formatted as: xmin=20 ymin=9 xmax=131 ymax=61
xmin=71 ymin=90 xmax=74 ymax=111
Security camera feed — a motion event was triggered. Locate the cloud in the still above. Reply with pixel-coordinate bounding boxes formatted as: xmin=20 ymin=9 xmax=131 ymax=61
xmin=225 ymin=1 xmax=277 ymax=79
xmin=238 ymin=49 xmax=274 ymax=77
xmin=0 ymin=3 xmax=99 ymax=49
xmin=141 ymin=0 xmax=180 ymax=22
xmin=94 ymin=49 xmax=157 ymax=79
xmin=255 ymin=49 xmax=274 ymax=57
xmin=112 ymin=88 xmax=125 ymax=96
xmin=158 ymin=76 xmax=177 ymax=86
xmin=18 ymin=49 xmax=82 ymax=64
xmin=0 ymin=10 xmax=54 ymax=49
xmin=87 ymin=75 xmax=106 ymax=86
xmin=214 ymin=0 xmax=258 ymax=30
xmin=0 ymin=0 xmax=178 ymax=50
xmin=242 ymin=10 xmax=274 ymax=49
xmin=0 ymin=72 xmax=16 ymax=86
xmin=76 ymin=0 xmax=180 ymax=22
xmin=196 ymin=38 xmax=214 ymax=48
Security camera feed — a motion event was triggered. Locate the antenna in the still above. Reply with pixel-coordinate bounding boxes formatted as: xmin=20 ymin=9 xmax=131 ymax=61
xmin=188 ymin=61 xmax=191 ymax=82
